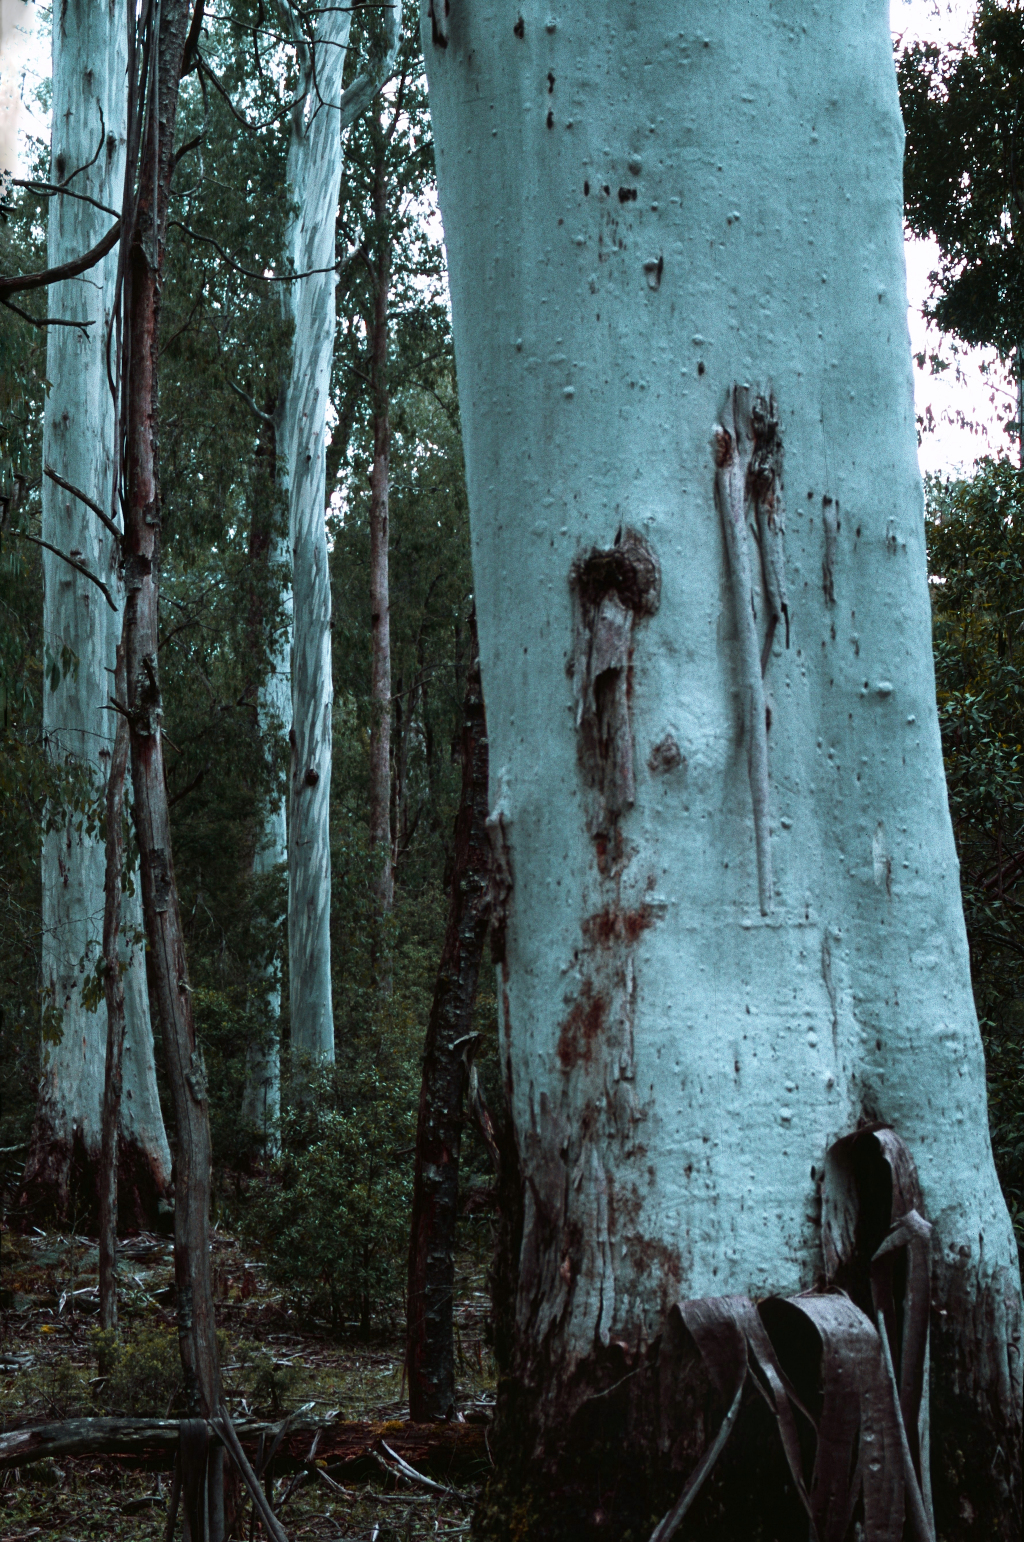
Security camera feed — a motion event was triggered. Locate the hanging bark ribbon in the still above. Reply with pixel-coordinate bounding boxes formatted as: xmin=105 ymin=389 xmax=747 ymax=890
xmin=649 ymin=1126 xmax=935 ymax=1542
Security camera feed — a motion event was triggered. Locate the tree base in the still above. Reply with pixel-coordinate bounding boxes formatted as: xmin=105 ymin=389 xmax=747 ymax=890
xmin=473 ymin=1336 xmax=812 ymax=1542
xmin=473 ymin=1304 xmax=1022 ymax=1542
xmin=19 ymin=1123 xmax=171 ymax=1234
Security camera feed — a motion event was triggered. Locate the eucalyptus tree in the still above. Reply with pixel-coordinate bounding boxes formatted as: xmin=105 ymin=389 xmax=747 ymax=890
xmin=236 ymin=0 xmax=400 ymax=1066
xmin=424 ymin=1 xmax=1022 ymax=1536
xmin=20 ymin=0 xmax=171 ymax=1227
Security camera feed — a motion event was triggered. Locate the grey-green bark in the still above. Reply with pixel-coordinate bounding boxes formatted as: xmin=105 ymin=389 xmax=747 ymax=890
xmin=21 ymin=0 xmax=171 ymax=1230
xmin=422 ymin=1 xmax=1022 ymax=1535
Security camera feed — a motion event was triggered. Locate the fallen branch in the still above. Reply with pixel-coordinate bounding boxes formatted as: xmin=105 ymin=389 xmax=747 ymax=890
xmin=0 ymin=1416 xmax=488 ymax=1477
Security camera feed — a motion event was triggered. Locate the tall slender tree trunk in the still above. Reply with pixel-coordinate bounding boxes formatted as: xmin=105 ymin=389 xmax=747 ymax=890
xmin=99 ymin=639 xmax=129 ymax=1346
xmin=423 ymin=3 xmax=1023 ymax=1537
xmin=241 ymin=408 xmax=285 ymax=1145
xmin=121 ymin=0 xmax=221 ymax=1429
xmin=21 ymin=0 xmax=171 ymax=1232
xmin=406 ymin=641 xmax=492 ymax=1421
xmin=277 ymin=10 xmax=353 ymax=1065
xmin=368 ymin=139 xmax=394 ymax=918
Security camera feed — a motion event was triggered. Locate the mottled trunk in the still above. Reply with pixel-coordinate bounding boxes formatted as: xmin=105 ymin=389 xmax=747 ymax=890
xmin=240 ymin=407 xmax=284 ymax=1143
xmin=277 ymin=13 xmax=352 ymax=1066
xmin=21 ymin=0 xmax=171 ymax=1233
xmin=423 ymin=2 xmax=1023 ymax=1537
xmin=368 ymin=157 xmax=393 ymax=916
xmin=122 ymin=0 xmax=221 ymax=1426
xmin=406 ymin=647 xmax=491 ymax=1421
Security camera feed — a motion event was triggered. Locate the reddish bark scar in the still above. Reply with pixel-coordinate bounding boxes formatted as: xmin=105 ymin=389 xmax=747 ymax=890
xmin=581 ymin=904 xmax=655 ymax=947
xmin=557 ymin=979 xmax=609 ymax=1069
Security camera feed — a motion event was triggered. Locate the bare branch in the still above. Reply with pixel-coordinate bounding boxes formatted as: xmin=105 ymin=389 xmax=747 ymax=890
xmin=169 ymin=219 xmax=338 ymax=282
xmin=12 ymin=179 xmax=120 ymax=218
xmin=44 ymin=466 xmax=123 ymax=544
xmin=9 ymin=530 xmax=118 ymax=611
xmin=226 ymin=378 xmax=275 ymax=425
xmin=0 ymin=219 xmax=122 ymax=297
xmin=0 ymin=295 xmax=93 ymax=335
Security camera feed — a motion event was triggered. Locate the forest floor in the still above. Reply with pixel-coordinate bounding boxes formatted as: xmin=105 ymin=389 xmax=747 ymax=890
xmin=0 ymin=1226 xmax=496 ymax=1542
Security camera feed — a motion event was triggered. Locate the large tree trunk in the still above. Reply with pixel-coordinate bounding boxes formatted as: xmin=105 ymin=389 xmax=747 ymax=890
xmin=406 ymin=642 xmax=491 ymax=1421
xmin=368 ymin=130 xmax=394 ymax=919
xmin=423 ymin=3 xmax=1023 ymax=1538
xmin=276 ymin=10 xmax=353 ymax=1065
xmin=22 ymin=0 xmax=171 ymax=1233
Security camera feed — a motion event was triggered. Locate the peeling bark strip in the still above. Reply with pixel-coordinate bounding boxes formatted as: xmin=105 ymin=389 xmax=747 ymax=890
xmin=570 ymin=528 xmax=660 ymax=857
xmin=406 ymin=646 xmax=493 ymax=1421
xmin=713 ymin=385 xmax=789 ymax=915
xmin=650 ymin=1125 xmax=935 ymax=1542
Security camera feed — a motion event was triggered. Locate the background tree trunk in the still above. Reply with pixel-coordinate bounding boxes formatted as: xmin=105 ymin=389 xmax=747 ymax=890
xmin=368 ymin=123 xmax=394 ymax=920
xmin=423 ymin=2 xmax=1023 ymax=1536
xmin=21 ymin=0 xmax=171 ymax=1234
xmin=241 ymin=405 xmax=285 ymax=1145
xmin=276 ymin=8 xmax=353 ymax=1065
xmin=406 ymin=640 xmax=491 ymax=1421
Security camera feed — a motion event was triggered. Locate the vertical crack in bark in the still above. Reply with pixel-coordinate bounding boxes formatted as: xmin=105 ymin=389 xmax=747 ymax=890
xmin=822 ymin=495 xmax=839 ymax=605
xmin=713 ymin=385 xmax=789 ymax=916
xmin=570 ymin=528 xmax=660 ymax=868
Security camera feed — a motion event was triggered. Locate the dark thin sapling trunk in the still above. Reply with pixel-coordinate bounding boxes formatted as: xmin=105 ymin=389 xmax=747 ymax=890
xmin=98 ymin=641 xmax=130 ymax=1353
xmin=368 ymin=115 xmax=393 ymax=919
xmin=121 ymin=0 xmax=221 ymax=1430
xmin=406 ymin=643 xmax=493 ymax=1421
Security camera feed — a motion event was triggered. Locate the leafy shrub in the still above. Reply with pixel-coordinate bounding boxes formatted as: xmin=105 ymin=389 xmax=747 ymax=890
xmin=92 ymin=1325 xmax=182 ymax=1416
xmin=241 ymin=1049 xmax=417 ymax=1334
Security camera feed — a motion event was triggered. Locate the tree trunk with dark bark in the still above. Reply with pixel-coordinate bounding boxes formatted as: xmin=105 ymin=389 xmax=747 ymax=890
xmin=368 ymin=123 xmax=394 ymax=922
xmin=120 ymin=0 xmax=221 ymax=1433
xmin=98 ymin=641 xmax=130 ymax=1349
xmin=406 ymin=644 xmax=492 ymax=1421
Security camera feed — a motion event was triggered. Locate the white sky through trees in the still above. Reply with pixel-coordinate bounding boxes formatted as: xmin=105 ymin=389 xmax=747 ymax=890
xmin=0 ymin=0 xmax=1010 ymax=476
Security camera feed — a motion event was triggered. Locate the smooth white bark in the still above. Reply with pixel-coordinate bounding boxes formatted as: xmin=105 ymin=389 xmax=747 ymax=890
xmin=423 ymin=0 xmax=1020 ymax=1407
xmin=276 ymin=7 xmax=352 ymax=1062
xmin=33 ymin=0 xmax=170 ymax=1205
xmin=276 ymin=2 xmax=401 ymax=1061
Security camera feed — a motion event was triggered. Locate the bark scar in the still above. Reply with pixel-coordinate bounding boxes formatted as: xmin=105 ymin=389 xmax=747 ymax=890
xmin=714 ymin=385 xmax=786 ymax=915
xmin=569 ymin=528 xmax=660 ymax=865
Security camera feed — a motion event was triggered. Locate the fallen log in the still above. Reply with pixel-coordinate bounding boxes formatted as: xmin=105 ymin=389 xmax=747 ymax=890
xmin=0 ymin=1416 xmax=488 ymax=1480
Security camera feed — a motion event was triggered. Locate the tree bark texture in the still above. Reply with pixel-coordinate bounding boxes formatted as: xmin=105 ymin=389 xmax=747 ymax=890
xmin=406 ymin=646 xmax=491 ymax=1421
xmin=99 ymin=642 xmax=130 ymax=1340
xmin=422 ymin=3 xmax=1023 ymax=1537
xmin=240 ymin=409 xmax=285 ymax=1143
xmin=121 ymin=0 xmax=221 ymax=1425
xmin=22 ymin=0 xmax=171 ymax=1234
xmin=368 ymin=127 xmax=394 ymax=917
xmin=276 ymin=8 xmax=353 ymax=1064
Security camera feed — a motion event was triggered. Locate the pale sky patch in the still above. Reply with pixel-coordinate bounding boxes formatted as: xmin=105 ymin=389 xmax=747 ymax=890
xmin=892 ymin=0 xmax=1016 ymax=476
